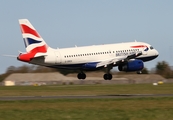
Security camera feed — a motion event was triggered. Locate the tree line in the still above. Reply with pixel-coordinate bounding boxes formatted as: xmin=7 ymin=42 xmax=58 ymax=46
xmin=0 ymin=61 xmax=172 ymax=82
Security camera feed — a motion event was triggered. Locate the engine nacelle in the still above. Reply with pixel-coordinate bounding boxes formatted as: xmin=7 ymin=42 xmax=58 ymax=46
xmin=118 ymin=59 xmax=144 ymax=72
xmin=82 ymin=62 xmax=98 ymax=69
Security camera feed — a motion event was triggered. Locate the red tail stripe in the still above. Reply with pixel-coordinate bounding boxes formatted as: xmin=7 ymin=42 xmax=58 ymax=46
xmin=20 ymin=24 xmax=41 ymax=38
xmin=18 ymin=45 xmax=47 ymax=62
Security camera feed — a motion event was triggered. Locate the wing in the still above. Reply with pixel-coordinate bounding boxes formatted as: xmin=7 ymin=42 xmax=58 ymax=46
xmin=96 ymin=51 xmax=142 ymax=68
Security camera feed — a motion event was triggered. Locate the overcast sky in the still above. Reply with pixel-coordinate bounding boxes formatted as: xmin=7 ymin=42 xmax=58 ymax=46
xmin=0 ymin=0 xmax=173 ymax=74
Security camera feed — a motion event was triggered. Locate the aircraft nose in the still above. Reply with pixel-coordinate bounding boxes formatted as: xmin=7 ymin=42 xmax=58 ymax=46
xmin=154 ymin=49 xmax=159 ymax=57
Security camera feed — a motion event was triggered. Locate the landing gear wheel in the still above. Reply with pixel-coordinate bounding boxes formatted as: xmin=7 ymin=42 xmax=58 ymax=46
xmin=77 ymin=73 xmax=86 ymax=80
xmin=103 ymin=74 xmax=112 ymax=80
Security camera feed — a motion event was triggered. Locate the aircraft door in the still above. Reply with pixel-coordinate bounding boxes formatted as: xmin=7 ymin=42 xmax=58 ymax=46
xmin=142 ymin=46 xmax=148 ymax=55
xmin=55 ymin=51 xmax=62 ymax=64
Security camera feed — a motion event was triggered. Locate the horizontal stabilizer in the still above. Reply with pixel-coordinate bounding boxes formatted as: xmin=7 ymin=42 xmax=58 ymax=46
xmin=3 ymin=54 xmax=17 ymax=58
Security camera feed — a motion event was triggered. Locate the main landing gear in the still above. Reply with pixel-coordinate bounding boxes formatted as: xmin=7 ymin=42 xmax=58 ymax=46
xmin=77 ymin=66 xmax=113 ymax=80
xmin=103 ymin=73 xmax=112 ymax=80
xmin=77 ymin=72 xmax=112 ymax=80
xmin=103 ymin=66 xmax=113 ymax=80
xmin=77 ymin=72 xmax=86 ymax=79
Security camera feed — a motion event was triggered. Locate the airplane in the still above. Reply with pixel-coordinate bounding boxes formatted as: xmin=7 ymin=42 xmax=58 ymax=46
xmin=17 ymin=19 xmax=159 ymax=80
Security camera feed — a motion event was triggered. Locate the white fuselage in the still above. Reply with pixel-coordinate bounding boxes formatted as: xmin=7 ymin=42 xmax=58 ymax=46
xmin=30 ymin=41 xmax=158 ymax=69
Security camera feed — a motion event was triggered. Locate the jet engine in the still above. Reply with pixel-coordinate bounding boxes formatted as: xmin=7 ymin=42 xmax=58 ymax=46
xmin=118 ymin=59 xmax=144 ymax=72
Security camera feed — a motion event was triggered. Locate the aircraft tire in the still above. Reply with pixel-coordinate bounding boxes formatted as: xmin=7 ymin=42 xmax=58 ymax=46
xmin=103 ymin=74 xmax=112 ymax=80
xmin=77 ymin=73 xmax=86 ymax=80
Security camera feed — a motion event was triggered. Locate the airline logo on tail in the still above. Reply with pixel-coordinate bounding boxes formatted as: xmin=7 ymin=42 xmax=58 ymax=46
xmin=18 ymin=19 xmax=48 ymax=62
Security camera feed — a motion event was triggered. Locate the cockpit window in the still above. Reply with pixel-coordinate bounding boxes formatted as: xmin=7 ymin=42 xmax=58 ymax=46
xmin=150 ymin=46 xmax=154 ymax=50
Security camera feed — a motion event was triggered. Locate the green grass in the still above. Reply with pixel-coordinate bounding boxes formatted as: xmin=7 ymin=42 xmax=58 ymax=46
xmin=0 ymin=83 xmax=173 ymax=96
xmin=0 ymin=84 xmax=173 ymax=120
xmin=0 ymin=98 xmax=173 ymax=120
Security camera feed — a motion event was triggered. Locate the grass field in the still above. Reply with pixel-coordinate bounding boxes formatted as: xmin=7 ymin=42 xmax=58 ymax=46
xmin=0 ymin=83 xmax=173 ymax=96
xmin=0 ymin=98 xmax=173 ymax=120
xmin=0 ymin=84 xmax=173 ymax=120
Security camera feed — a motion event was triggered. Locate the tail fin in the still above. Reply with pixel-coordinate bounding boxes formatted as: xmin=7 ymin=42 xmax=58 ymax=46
xmin=19 ymin=19 xmax=48 ymax=53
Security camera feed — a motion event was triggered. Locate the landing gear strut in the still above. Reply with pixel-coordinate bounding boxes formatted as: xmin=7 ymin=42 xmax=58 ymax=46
xmin=103 ymin=66 xmax=113 ymax=80
xmin=77 ymin=72 xmax=86 ymax=79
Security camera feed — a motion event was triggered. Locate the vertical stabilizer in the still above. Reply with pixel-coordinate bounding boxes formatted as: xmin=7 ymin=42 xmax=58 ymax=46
xmin=19 ymin=19 xmax=48 ymax=53
xmin=18 ymin=19 xmax=50 ymax=62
